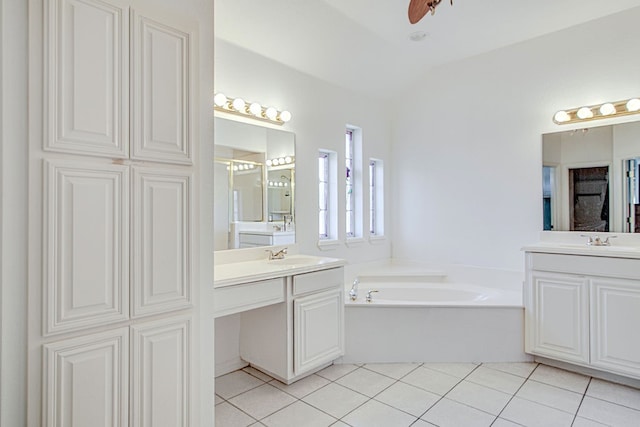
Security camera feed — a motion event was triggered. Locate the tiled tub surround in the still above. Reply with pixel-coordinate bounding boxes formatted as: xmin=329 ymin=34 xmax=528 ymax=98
xmin=342 ymin=263 xmax=528 ymax=364
xmin=215 ymin=362 xmax=640 ymax=427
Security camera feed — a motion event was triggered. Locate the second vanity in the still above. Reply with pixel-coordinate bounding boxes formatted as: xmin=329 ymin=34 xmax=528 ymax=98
xmin=523 ymin=233 xmax=640 ymax=382
xmin=214 ymin=250 xmax=346 ymax=384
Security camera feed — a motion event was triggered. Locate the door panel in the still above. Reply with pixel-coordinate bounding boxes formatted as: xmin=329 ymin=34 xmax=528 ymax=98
xmin=44 ymin=160 xmax=129 ymax=335
xmin=132 ymin=167 xmax=192 ymax=317
xmin=46 ymin=0 xmax=129 ymax=157
xmin=131 ymin=10 xmax=193 ymax=164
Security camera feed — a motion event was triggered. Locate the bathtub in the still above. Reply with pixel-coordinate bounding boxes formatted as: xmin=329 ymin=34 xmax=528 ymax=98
xmin=341 ymin=262 xmax=531 ymax=364
xmin=347 ymin=282 xmax=521 ymax=307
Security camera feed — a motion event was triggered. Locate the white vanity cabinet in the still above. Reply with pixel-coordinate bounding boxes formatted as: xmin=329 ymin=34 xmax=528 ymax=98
xmin=32 ymin=0 xmax=199 ymax=425
xmin=217 ymin=261 xmax=345 ymax=384
xmin=525 ymin=250 xmax=640 ymax=379
xmin=292 ymin=269 xmax=345 ymax=375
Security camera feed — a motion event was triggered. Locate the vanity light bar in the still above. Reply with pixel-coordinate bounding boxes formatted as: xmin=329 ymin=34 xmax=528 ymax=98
xmin=214 ymin=92 xmax=292 ymax=126
xmin=553 ymin=97 xmax=640 ymax=125
xmin=266 ymin=156 xmax=294 ymax=167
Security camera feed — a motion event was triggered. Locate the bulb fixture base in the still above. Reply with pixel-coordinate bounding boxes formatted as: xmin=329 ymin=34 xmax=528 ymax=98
xmin=553 ymin=96 xmax=640 ymax=125
xmin=214 ymin=92 xmax=292 ymax=126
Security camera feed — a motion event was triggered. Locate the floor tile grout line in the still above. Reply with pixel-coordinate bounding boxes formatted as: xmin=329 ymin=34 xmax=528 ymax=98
xmin=491 ymin=362 xmax=545 ymax=425
xmin=570 ymin=377 xmax=592 ymax=427
xmin=413 ymin=362 xmax=484 ymax=423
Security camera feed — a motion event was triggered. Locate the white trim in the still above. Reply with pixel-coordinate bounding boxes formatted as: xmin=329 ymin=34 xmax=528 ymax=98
xmin=317 ymin=239 xmax=341 ymax=250
xmin=369 ymin=235 xmax=387 ymax=244
xmin=1 ymin=0 xmax=29 ymax=425
xmin=345 ymin=237 xmax=365 ymax=248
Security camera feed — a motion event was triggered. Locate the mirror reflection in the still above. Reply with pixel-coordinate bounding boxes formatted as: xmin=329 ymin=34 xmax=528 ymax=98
xmin=214 ymin=117 xmax=296 ymax=250
xmin=542 ymin=121 xmax=640 ymax=233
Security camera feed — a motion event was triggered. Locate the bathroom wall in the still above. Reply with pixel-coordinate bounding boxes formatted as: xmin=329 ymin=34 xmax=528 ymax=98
xmin=214 ymin=40 xmax=393 ymax=374
xmin=391 ymin=7 xmax=640 ymax=271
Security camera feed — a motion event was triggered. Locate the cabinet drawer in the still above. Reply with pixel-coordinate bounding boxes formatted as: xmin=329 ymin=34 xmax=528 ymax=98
xmin=530 ymin=253 xmax=640 ymax=280
xmin=293 ymin=268 xmax=343 ymax=296
xmin=214 ymin=278 xmax=285 ymax=317
xmin=239 ymin=233 xmax=272 ymax=246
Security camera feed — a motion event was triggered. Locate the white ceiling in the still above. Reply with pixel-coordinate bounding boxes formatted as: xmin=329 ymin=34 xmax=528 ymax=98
xmin=214 ymin=0 xmax=640 ymax=99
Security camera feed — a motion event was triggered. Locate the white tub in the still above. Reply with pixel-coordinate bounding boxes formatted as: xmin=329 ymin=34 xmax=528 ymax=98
xmin=341 ymin=263 xmax=530 ymax=364
xmin=347 ymin=282 xmax=521 ymax=307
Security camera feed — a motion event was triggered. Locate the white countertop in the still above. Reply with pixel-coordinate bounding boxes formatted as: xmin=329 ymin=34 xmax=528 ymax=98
xmin=522 ymin=231 xmax=640 ymax=259
xmin=238 ymin=230 xmax=295 ymax=236
xmin=522 ymin=242 xmax=640 ymax=259
xmin=214 ymin=254 xmax=346 ymax=288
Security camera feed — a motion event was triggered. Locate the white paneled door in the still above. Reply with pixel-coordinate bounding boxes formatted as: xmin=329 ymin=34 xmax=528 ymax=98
xmin=44 ymin=159 xmax=130 ymax=335
xmin=530 ymin=271 xmax=590 ymax=364
xmin=132 ymin=167 xmax=192 ymax=318
xmin=293 ymin=289 xmax=344 ymax=375
xmin=591 ymin=278 xmax=640 ymax=376
xmin=43 ymin=328 xmax=129 ymax=427
xmin=131 ymin=317 xmax=191 ymax=427
xmin=45 ymin=0 xmax=130 ymax=157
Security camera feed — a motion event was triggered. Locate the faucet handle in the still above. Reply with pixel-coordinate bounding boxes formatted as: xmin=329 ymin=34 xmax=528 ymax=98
xmin=580 ymin=234 xmax=594 ymax=245
xmin=366 ymin=289 xmax=379 ymax=303
xmin=603 ymin=236 xmax=617 ymax=245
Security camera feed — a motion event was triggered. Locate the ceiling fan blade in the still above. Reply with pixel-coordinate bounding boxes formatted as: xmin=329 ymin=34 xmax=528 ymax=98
xmin=408 ymin=0 xmax=430 ymax=24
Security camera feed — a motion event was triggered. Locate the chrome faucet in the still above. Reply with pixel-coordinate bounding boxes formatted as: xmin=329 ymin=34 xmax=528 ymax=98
xmin=266 ymin=247 xmax=287 ymax=260
xmin=349 ymin=278 xmax=359 ymax=301
xmin=581 ymin=235 xmax=617 ymax=246
xmin=366 ymin=289 xmax=379 ymax=303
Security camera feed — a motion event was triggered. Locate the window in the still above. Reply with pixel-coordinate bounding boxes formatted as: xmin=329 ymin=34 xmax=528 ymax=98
xmin=319 ymin=152 xmax=330 ymax=239
xmin=345 ymin=126 xmax=363 ymax=240
xmin=345 ymin=130 xmax=355 ymax=237
xmin=369 ymin=158 xmax=384 ymax=237
xmin=318 ymin=149 xmax=338 ymax=243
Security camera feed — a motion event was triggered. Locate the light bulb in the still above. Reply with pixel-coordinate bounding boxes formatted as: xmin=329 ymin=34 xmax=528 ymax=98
xmin=627 ymin=98 xmax=640 ymax=112
xmin=599 ymin=103 xmax=616 ymax=116
xmin=266 ymin=159 xmax=272 ymax=166
xmin=249 ymin=102 xmax=262 ymax=116
xmin=233 ymin=165 xmax=238 ymax=171
xmin=231 ymin=98 xmax=245 ymax=112
xmin=214 ymin=93 xmax=227 ymax=107
xmin=265 ymin=107 xmax=278 ymax=121
xmin=576 ymin=107 xmax=593 ymax=119
xmin=279 ymin=110 xmax=292 ymax=122
xmin=278 ymin=157 xmax=285 ymax=165
xmin=554 ymin=110 xmax=570 ymax=123
xmin=284 ymin=156 xmax=292 ymax=164
xmin=249 ymin=164 xmax=255 ymax=169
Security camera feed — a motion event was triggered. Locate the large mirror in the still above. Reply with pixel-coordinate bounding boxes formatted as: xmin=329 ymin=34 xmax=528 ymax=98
xmin=214 ymin=117 xmax=296 ymax=250
xmin=542 ymin=121 xmax=640 ymax=233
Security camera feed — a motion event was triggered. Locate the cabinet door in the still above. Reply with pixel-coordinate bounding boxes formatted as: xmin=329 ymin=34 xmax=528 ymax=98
xmin=43 ymin=328 xmax=129 ymax=427
xmin=131 ymin=317 xmax=191 ymax=427
xmin=45 ymin=0 xmax=129 ymax=157
xmin=44 ymin=160 xmax=129 ymax=335
xmin=293 ymin=289 xmax=344 ymax=375
xmin=131 ymin=167 xmax=192 ymax=317
xmin=131 ymin=8 xmax=194 ymax=164
xmin=591 ymin=278 xmax=640 ymax=377
xmin=530 ymin=271 xmax=589 ymax=364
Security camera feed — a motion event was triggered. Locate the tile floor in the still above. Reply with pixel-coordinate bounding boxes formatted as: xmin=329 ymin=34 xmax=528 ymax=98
xmin=215 ymin=362 xmax=640 ymax=427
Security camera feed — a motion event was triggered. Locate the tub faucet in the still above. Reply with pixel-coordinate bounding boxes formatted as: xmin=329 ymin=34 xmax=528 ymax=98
xmin=366 ymin=289 xmax=379 ymax=303
xmin=266 ymin=247 xmax=287 ymax=260
xmin=349 ymin=278 xmax=359 ymax=301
